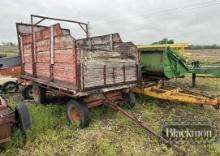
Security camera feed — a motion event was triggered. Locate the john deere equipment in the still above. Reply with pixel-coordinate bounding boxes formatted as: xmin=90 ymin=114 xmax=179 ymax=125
xmin=139 ymin=46 xmax=188 ymax=80
xmin=131 ymin=40 xmax=220 ymax=109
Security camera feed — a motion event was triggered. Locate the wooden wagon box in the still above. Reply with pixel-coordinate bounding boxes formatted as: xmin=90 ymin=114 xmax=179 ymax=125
xmin=16 ymin=23 xmax=140 ymax=96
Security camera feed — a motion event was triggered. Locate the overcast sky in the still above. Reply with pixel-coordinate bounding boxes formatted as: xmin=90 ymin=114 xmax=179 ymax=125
xmin=0 ymin=0 xmax=220 ymax=44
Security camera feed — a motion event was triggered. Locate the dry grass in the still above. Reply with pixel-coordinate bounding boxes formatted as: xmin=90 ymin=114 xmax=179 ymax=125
xmin=186 ymin=49 xmax=220 ymax=63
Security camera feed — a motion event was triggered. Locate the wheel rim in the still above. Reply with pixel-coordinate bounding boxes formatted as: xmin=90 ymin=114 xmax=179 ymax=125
xmin=70 ymin=106 xmax=80 ymax=122
xmin=33 ymin=86 xmax=40 ymax=100
xmin=27 ymin=88 xmax=33 ymax=97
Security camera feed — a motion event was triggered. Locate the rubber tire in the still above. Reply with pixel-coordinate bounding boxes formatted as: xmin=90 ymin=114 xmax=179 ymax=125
xmin=33 ymin=85 xmax=46 ymax=103
xmin=15 ymin=101 xmax=32 ymax=131
xmin=67 ymin=99 xmax=91 ymax=128
xmin=2 ymin=81 xmax=18 ymax=93
xmin=21 ymin=85 xmax=33 ymax=99
xmin=122 ymin=92 xmax=136 ymax=109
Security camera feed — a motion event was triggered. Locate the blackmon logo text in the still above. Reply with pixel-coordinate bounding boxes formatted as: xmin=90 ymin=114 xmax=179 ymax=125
xmin=161 ymin=121 xmax=217 ymax=144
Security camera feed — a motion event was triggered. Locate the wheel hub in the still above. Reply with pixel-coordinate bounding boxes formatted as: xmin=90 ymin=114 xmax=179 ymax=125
xmin=70 ymin=107 xmax=80 ymax=122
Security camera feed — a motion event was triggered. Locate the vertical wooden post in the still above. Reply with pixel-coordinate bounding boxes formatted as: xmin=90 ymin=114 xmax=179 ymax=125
xmin=123 ymin=65 xmax=126 ymax=82
xmin=50 ymin=26 xmax=54 ymax=81
xmin=113 ymin=67 xmax=115 ymax=84
xmin=103 ymin=65 xmax=106 ymax=85
xmin=82 ymin=64 xmax=85 ymax=90
xmin=31 ymin=15 xmax=36 ymax=77
xmin=19 ymin=36 xmax=25 ymax=75
xmin=110 ymin=34 xmax=113 ymax=51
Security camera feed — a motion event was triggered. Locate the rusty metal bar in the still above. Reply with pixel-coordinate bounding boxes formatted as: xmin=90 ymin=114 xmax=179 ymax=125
xmin=82 ymin=64 xmax=85 ymax=90
xmin=31 ymin=14 xmax=88 ymax=25
xmin=102 ymin=94 xmax=186 ymax=156
xmin=109 ymin=104 xmax=185 ymax=155
xmin=31 ymin=16 xmax=36 ymax=77
xmin=15 ymin=23 xmax=24 ymax=75
xmin=34 ymin=18 xmax=45 ymax=25
xmin=78 ymin=23 xmax=87 ymax=35
xmin=31 ymin=14 xmax=88 ymax=38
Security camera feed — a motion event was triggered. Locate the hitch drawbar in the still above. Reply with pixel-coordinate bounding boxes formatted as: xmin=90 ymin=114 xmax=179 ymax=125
xmin=102 ymin=94 xmax=186 ymax=156
xmin=0 ymin=96 xmax=31 ymax=144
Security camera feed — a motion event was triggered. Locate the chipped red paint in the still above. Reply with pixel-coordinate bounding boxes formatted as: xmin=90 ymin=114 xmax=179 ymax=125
xmin=20 ymin=23 xmax=77 ymax=86
xmin=21 ymin=24 xmax=63 ymax=44
xmin=0 ymin=66 xmax=21 ymax=77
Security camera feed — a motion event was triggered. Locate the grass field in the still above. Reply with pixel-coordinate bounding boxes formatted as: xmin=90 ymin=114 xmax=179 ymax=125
xmin=0 ymin=45 xmax=18 ymax=57
xmin=1 ymin=50 xmax=220 ymax=156
xmin=0 ymin=75 xmax=220 ymax=156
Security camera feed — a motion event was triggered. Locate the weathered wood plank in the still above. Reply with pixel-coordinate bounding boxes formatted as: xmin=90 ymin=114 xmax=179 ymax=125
xmin=19 ymin=23 xmax=139 ymax=91
xmin=36 ymin=51 xmax=50 ymax=63
xmin=36 ymin=63 xmax=50 ymax=79
xmin=54 ymin=49 xmax=75 ymax=63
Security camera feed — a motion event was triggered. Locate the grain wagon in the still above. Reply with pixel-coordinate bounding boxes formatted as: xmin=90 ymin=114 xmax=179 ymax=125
xmin=16 ymin=15 xmax=140 ymax=128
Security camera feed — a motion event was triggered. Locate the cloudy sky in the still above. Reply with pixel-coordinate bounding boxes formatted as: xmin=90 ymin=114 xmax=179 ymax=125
xmin=0 ymin=0 xmax=220 ymax=44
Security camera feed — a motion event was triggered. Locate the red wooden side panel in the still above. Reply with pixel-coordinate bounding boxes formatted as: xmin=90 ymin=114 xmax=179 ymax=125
xmin=53 ymin=36 xmax=76 ymax=86
xmin=20 ymin=23 xmax=77 ymax=89
xmin=36 ymin=51 xmax=50 ymax=62
xmin=54 ymin=49 xmax=75 ymax=63
xmin=24 ymin=63 xmax=32 ymax=75
xmin=53 ymin=63 xmax=76 ymax=84
xmin=36 ymin=63 xmax=50 ymax=79
xmin=35 ymin=24 xmax=63 ymax=41
xmin=23 ymin=44 xmax=33 ymax=75
xmin=22 ymin=24 xmax=63 ymax=44
xmin=36 ymin=39 xmax=50 ymax=52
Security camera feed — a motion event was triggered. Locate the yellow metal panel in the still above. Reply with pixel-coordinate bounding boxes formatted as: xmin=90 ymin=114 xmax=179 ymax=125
xmin=137 ymin=43 xmax=188 ymax=49
xmin=131 ymin=84 xmax=220 ymax=108
xmin=137 ymin=43 xmax=188 ymax=58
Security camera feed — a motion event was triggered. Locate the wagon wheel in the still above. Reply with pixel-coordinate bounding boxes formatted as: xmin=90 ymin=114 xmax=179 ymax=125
xmin=21 ymin=85 xmax=33 ymax=100
xmin=14 ymin=101 xmax=31 ymax=146
xmin=15 ymin=101 xmax=32 ymax=131
xmin=122 ymin=92 xmax=136 ymax=109
xmin=32 ymin=85 xmax=46 ymax=103
xmin=67 ymin=99 xmax=91 ymax=128
xmin=2 ymin=81 xmax=18 ymax=93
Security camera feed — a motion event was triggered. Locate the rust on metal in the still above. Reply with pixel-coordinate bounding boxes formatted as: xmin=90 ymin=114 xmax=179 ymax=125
xmin=102 ymin=94 xmax=186 ymax=156
xmin=70 ymin=107 xmax=80 ymax=122
xmin=131 ymin=83 xmax=220 ymax=109
xmin=0 ymin=66 xmax=21 ymax=77
xmin=84 ymin=90 xmax=123 ymax=108
xmin=0 ymin=97 xmax=15 ymax=144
